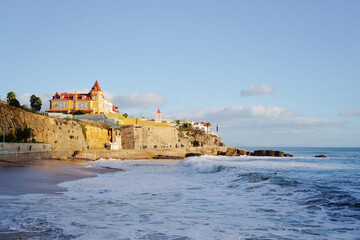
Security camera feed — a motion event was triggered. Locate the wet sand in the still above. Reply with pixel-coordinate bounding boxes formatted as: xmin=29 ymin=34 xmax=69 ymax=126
xmin=0 ymin=159 xmax=120 ymax=196
xmin=0 ymin=159 xmax=121 ymax=239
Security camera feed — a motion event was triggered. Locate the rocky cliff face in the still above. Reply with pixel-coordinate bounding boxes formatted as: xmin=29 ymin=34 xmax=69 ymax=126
xmin=177 ymin=128 xmax=222 ymax=147
xmin=0 ymin=103 xmax=111 ymax=150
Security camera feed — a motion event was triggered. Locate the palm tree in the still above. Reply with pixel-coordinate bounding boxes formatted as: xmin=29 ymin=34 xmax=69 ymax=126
xmin=205 ymin=122 xmax=211 ymax=133
xmin=7 ymin=91 xmax=16 ymax=103
xmin=30 ymin=94 xmax=42 ymax=111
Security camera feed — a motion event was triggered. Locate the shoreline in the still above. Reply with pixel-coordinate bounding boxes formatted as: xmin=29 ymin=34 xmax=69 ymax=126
xmin=0 ymin=159 xmax=120 ymax=196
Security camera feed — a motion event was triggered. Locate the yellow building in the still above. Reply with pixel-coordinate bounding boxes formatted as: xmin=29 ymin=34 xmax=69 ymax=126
xmin=46 ymin=81 xmax=120 ymax=115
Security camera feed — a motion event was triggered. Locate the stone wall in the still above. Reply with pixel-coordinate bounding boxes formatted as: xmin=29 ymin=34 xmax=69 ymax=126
xmin=0 ymin=143 xmax=51 ymax=151
xmin=120 ymin=125 xmax=178 ymax=150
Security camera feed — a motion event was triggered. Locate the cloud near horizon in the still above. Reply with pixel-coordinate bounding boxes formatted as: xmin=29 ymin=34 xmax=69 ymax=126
xmin=165 ymin=105 xmax=346 ymax=146
xmin=166 ymin=105 xmax=341 ymax=128
xmin=338 ymin=109 xmax=360 ymax=117
xmin=240 ymin=84 xmax=275 ymax=97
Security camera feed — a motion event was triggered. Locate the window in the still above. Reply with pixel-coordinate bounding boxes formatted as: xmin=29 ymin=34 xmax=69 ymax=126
xmin=72 ymin=103 xmax=75 ymax=108
xmin=65 ymin=103 xmax=67 ymax=108
xmin=94 ymin=96 xmax=97 ymax=100
xmin=60 ymin=96 xmax=64 ymax=99
xmin=85 ymin=103 xmax=88 ymax=108
xmin=53 ymin=103 xmax=58 ymax=109
xmin=82 ymin=96 xmax=86 ymax=100
xmin=73 ymin=96 xmax=76 ymax=99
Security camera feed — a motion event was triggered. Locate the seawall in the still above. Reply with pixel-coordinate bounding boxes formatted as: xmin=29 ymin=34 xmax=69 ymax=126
xmin=0 ymin=146 xmax=236 ymax=162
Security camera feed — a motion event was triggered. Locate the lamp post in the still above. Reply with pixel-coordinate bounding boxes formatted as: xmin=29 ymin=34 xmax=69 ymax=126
xmin=2 ymin=118 xmax=6 ymax=153
xmin=29 ymin=130 xmax=32 ymax=151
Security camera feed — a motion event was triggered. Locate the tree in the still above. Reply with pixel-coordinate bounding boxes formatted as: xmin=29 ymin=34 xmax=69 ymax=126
xmin=30 ymin=94 xmax=42 ymax=111
xmin=206 ymin=122 xmax=211 ymax=133
xmin=7 ymin=91 xmax=16 ymax=103
xmin=15 ymin=127 xmax=34 ymax=143
xmin=175 ymin=120 xmax=181 ymax=126
xmin=9 ymin=99 xmax=21 ymax=108
xmin=123 ymin=113 xmax=128 ymax=118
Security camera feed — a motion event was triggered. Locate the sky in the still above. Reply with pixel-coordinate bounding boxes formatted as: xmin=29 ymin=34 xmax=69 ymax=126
xmin=1 ymin=0 xmax=359 ymax=147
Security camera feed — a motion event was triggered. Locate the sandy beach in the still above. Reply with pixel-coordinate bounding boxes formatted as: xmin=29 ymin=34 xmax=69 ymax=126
xmin=0 ymin=158 xmax=120 ymax=239
xmin=0 ymin=159 xmax=120 ymax=196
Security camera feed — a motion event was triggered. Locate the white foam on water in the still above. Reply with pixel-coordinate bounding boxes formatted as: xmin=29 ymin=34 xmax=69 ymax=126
xmin=183 ymin=155 xmax=354 ymax=173
xmin=1 ymin=155 xmax=359 ymax=239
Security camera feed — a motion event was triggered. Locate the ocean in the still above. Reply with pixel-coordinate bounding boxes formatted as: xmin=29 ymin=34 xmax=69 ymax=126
xmin=1 ymin=147 xmax=360 ymax=239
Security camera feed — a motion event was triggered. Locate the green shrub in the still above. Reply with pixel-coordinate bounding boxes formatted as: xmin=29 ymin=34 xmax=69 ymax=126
xmin=80 ymin=124 xmax=87 ymax=140
xmin=73 ymin=110 xmax=85 ymax=115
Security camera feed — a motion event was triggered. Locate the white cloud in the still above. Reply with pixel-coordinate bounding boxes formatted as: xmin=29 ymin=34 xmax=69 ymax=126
xmin=166 ymin=105 xmax=345 ymax=146
xmin=167 ymin=105 xmax=340 ymax=128
xmin=339 ymin=109 xmax=360 ymax=117
xmin=240 ymin=84 xmax=275 ymax=97
xmin=112 ymin=92 xmax=166 ymax=110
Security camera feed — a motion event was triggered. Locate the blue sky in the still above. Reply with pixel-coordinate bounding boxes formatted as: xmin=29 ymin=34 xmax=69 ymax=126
xmin=1 ymin=1 xmax=359 ymax=147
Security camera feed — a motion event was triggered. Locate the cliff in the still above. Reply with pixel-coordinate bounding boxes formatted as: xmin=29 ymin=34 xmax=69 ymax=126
xmin=177 ymin=128 xmax=222 ymax=147
xmin=0 ymin=103 xmax=112 ymax=150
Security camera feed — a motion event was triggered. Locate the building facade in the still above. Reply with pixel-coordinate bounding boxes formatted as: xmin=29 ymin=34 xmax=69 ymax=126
xmin=46 ymin=81 xmax=119 ymax=115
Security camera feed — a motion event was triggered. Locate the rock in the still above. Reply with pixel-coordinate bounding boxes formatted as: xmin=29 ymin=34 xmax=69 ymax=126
xmin=252 ymin=150 xmax=293 ymax=157
xmin=314 ymin=155 xmax=326 ymax=158
xmin=185 ymin=153 xmax=203 ymax=157
xmin=216 ymin=147 xmax=251 ymax=156
xmin=153 ymin=155 xmax=183 ymax=159
xmin=217 ymin=151 xmax=227 ymax=156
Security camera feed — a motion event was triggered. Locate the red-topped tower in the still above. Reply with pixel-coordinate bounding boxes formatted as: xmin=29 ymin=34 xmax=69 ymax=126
xmin=156 ymin=109 xmax=161 ymax=121
xmin=90 ymin=80 xmax=102 ymax=92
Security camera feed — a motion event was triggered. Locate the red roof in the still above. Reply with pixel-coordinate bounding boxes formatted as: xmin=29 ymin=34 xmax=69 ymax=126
xmin=52 ymin=92 xmax=92 ymax=100
xmin=91 ymin=80 xmax=102 ymax=91
xmin=157 ymin=109 xmax=161 ymax=113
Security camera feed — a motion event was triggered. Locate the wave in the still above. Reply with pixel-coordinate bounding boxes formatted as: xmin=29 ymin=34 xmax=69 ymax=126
xmin=183 ymin=155 xmax=353 ymax=173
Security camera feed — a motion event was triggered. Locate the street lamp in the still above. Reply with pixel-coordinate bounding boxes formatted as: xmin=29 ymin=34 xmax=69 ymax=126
xmin=2 ymin=118 xmax=6 ymax=153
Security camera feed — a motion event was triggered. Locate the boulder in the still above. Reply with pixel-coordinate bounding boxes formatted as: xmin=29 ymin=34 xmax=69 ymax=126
xmin=314 ymin=155 xmax=326 ymax=158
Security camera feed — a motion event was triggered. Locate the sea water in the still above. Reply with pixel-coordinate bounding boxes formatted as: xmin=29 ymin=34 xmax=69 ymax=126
xmin=0 ymin=147 xmax=360 ymax=239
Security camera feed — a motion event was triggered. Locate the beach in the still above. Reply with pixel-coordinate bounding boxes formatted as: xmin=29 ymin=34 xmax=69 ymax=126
xmin=0 ymin=158 xmax=120 ymax=239
xmin=0 ymin=159 xmax=119 ymax=196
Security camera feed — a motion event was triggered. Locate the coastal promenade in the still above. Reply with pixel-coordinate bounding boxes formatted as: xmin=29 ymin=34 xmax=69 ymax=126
xmin=0 ymin=146 xmax=235 ymax=162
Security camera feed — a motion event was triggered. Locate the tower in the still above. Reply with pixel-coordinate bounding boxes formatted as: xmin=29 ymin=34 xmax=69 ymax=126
xmin=156 ymin=109 xmax=161 ymax=121
xmin=90 ymin=80 xmax=103 ymax=114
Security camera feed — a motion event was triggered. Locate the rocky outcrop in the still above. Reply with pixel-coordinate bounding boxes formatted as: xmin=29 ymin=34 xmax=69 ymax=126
xmin=178 ymin=128 xmax=222 ymax=148
xmin=252 ymin=150 xmax=293 ymax=157
xmin=315 ymin=155 xmax=326 ymax=158
xmin=217 ymin=148 xmax=293 ymax=157
xmin=217 ymin=147 xmax=252 ymax=156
